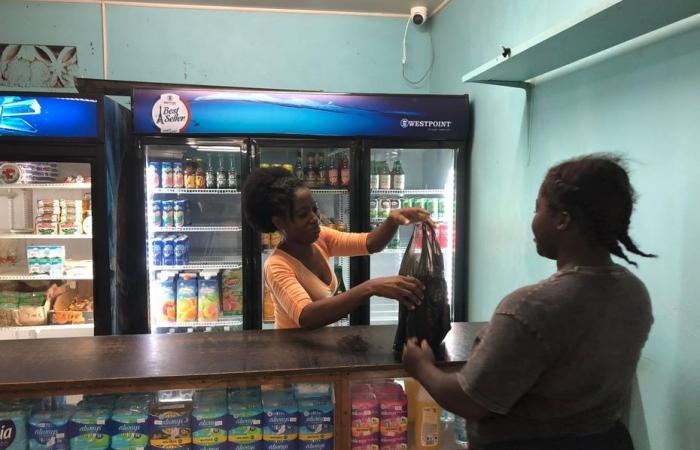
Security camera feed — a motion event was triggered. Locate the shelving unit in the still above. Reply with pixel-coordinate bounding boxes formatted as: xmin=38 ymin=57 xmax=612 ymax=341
xmin=155 ymin=317 xmax=244 ymax=333
xmin=154 ymin=188 xmax=240 ymax=195
xmin=0 ymin=234 xmax=91 ymax=240
xmin=0 ymin=323 xmax=94 ymax=341
xmin=0 ymin=268 xmax=93 ymax=281
xmin=153 ymin=257 xmax=242 ymax=271
xmin=371 ymin=189 xmax=444 ymax=196
xmin=0 ymin=183 xmax=91 ymax=190
xmin=153 ymin=226 xmax=242 ymax=233
xmin=311 ymin=189 xmax=350 ymax=195
xmin=462 ymin=0 xmax=700 ymax=85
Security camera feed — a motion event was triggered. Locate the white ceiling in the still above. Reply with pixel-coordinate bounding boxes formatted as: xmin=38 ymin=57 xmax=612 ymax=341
xmin=106 ymin=0 xmax=450 ymax=17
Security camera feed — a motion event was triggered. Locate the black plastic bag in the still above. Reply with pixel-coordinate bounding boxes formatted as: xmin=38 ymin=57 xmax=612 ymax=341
xmin=393 ymin=223 xmax=451 ymax=353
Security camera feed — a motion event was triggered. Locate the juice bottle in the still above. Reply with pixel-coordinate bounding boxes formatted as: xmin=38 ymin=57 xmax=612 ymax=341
xmin=413 ymin=384 xmax=440 ymax=450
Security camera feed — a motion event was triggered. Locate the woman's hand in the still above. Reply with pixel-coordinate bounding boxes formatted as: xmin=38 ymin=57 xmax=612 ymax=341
xmin=389 ymin=207 xmax=434 ymax=227
xmin=367 ymin=276 xmax=425 ymax=309
xmin=403 ymin=337 xmax=436 ymax=377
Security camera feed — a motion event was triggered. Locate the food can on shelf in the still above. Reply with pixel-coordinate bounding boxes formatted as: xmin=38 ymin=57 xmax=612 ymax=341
xmin=162 ymin=236 xmax=175 ymax=266
xmin=283 ymin=164 xmax=294 ymax=174
xmin=148 ymin=162 xmax=161 ymax=189
xmin=174 ymin=235 xmax=189 ymax=265
xmin=173 ymin=200 xmax=187 ymax=228
xmin=411 ymin=198 xmax=425 ymax=210
xmin=437 ymin=198 xmax=446 ymax=222
xmin=369 ymin=198 xmax=379 ymax=221
xmin=151 ymin=236 xmax=163 ymax=266
xmin=400 ymin=198 xmax=413 ymax=209
xmin=151 ymin=200 xmax=162 ymax=227
xmin=261 ymin=232 xmax=271 ymax=250
xmin=379 ymin=198 xmax=391 ymax=219
xmin=160 ymin=162 xmax=173 ymax=188
xmin=390 ymin=198 xmax=400 ymax=212
xmin=425 ymin=198 xmax=439 ymax=219
xmin=161 ymin=200 xmax=174 ymax=227
xmin=172 ymin=162 xmax=185 ymax=188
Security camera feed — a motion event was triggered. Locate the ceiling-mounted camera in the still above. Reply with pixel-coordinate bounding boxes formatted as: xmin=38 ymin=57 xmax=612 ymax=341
xmin=410 ymin=6 xmax=428 ymax=26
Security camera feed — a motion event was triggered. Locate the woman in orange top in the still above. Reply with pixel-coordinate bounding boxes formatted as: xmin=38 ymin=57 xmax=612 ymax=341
xmin=242 ymin=166 xmax=431 ymax=329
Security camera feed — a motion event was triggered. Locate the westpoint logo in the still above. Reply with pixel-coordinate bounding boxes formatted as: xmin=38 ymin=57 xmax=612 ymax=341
xmin=400 ymin=118 xmax=452 ymax=129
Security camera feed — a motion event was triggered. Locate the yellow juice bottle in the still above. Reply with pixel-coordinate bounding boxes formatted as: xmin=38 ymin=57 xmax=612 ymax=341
xmin=414 ymin=383 xmax=441 ymax=449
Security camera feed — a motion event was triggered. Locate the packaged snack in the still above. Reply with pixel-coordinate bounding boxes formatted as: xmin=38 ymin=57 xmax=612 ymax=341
xmin=0 ymin=292 xmax=20 ymax=327
xmin=176 ymin=272 xmax=198 ymax=322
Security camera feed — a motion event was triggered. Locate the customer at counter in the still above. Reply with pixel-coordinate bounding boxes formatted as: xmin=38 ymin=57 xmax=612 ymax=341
xmin=242 ymin=166 xmax=432 ymax=329
xmin=403 ymin=154 xmax=655 ymax=450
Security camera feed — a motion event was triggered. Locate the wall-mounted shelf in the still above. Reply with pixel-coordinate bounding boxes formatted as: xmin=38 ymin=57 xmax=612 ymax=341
xmin=462 ymin=0 xmax=700 ymax=86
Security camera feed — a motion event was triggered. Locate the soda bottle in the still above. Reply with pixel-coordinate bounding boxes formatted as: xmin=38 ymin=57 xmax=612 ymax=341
xmin=340 ymin=153 xmax=351 ymax=188
xmin=379 ymin=159 xmax=392 ymax=190
xmin=334 ymin=263 xmax=347 ymax=295
xmin=294 ymin=151 xmax=304 ymax=180
xmin=305 ymin=152 xmax=317 ymax=188
xmin=228 ymin=156 xmax=238 ymax=189
xmin=318 ymin=153 xmax=327 ymax=188
xmin=370 ymin=160 xmax=379 ymax=190
xmin=328 ymin=155 xmax=339 ymax=187
xmin=195 ymin=158 xmax=206 ymax=189
xmin=205 ymin=155 xmax=216 ymax=189
xmin=392 ymin=160 xmax=405 ymax=190
xmin=217 ymin=154 xmax=228 ymax=189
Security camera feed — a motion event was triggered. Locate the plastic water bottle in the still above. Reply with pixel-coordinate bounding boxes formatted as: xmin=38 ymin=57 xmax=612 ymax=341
xmin=454 ymin=416 xmax=468 ymax=448
xmin=441 ymin=409 xmax=455 ymax=423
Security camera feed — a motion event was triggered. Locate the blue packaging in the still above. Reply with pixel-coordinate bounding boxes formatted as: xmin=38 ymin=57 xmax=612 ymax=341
xmin=174 ymin=235 xmax=189 ymax=265
xmin=152 ymin=236 xmax=164 ymax=266
xmin=161 ymin=162 xmax=173 ymax=189
xmin=162 ymin=201 xmax=174 ymax=228
xmin=174 ymin=200 xmax=187 ymax=229
xmin=151 ymin=200 xmax=163 ymax=228
xmin=108 ymin=404 xmax=149 ymax=450
xmin=192 ymin=402 xmax=228 ymax=450
xmin=262 ymin=393 xmax=297 ymax=450
xmin=297 ymin=397 xmax=333 ymax=450
xmin=28 ymin=407 xmax=73 ymax=450
xmin=228 ymin=396 xmax=263 ymax=450
xmin=0 ymin=403 xmax=29 ymax=450
xmin=68 ymin=407 xmax=111 ymax=450
xmin=162 ymin=236 xmax=175 ymax=266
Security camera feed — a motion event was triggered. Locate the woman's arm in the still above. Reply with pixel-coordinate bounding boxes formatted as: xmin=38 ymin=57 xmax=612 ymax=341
xmin=367 ymin=208 xmax=432 ymax=254
xmin=298 ymin=276 xmax=424 ymax=329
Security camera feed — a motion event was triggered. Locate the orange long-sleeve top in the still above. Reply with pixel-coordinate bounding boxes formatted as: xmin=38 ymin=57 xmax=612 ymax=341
xmin=264 ymin=226 xmax=369 ymax=329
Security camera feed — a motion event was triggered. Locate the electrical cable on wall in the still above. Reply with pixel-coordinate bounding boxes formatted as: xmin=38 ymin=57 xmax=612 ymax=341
xmin=402 ymin=7 xmax=434 ymax=85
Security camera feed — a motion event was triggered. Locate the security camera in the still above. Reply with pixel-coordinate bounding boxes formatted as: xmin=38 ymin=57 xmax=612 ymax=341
xmin=410 ymin=6 xmax=428 ymax=26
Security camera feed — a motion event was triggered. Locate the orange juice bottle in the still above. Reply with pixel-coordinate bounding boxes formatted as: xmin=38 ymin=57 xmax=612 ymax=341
xmin=414 ymin=383 xmax=441 ymax=449
xmin=262 ymin=287 xmax=275 ymax=323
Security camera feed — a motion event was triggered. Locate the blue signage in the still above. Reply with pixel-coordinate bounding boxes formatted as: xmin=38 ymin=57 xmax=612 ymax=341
xmin=133 ymin=89 xmax=467 ymax=140
xmin=0 ymin=96 xmax=98 ymax=138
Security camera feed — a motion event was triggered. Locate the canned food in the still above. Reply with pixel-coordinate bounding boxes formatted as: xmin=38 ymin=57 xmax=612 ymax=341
xmin=260 ymin=163 xmax=270 ymax=170
xmin=148 ymin=162 xmax=161 ymax=189
xmin=172 ymin=162 xmax=185 ymax=188
xmin=261 ymin=232 xmax=271 ymax=249
xmin=401 ymin=198 xmax=413 ymax=209
xmin=388 ymin=231 xmax=400 ymax=249
xmin=379 ymin=198 xmax=391 ymax=219
xmin=425 ymin=198 xmax=439 ymax=218
xmin=283 ymin=164 xmax=294 ymax=174
xmin=151 ymin=200 xmax=162 ymax=227
xmin=437 ymin=198 xmax=446 ymax=222
xmin=369 ymin=198 xmax=379 ymax=221
xmin=270 ymin=232 xmax=282 ymax=247
xmin=161 ymin=162 xmax=173 ymax=188
xmin=173 ymin=200 xmax=187 ymax=228
xmin=152 ymin=236 xmax=163 ymax=266
xmin=161 ymin=200 xmax=174 ymax=227
xmin=162 ymin=236 xmax=175 ymax=266
xmin=184 ymin=159 xmax=196 ymax=188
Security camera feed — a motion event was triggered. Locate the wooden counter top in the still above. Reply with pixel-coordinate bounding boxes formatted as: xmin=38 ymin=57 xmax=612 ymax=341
xmin=0 ymin=322 xmax=485 ymax=398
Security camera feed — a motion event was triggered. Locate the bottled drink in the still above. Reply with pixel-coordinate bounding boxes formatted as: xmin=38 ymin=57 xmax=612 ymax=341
xmin=228 ymin=156 xmax=238 ymax=189
xmin=217 ymin=154 xmax=228 ymax=189
xmin=205 ymin=155 xmax=216 ymax=189
xmin=340 ymin=153 xmax=350 ymax=188
xmin=318 ymin=152 xmax=327 ymax=188
xmin=454 ymin=416 xmax=468 ymax=448
xmin=294 ymin=151 xmax=304 ymax=180
xmin=305 ymin=152 xmax=317 ymax=188
xmin=184 ymin=158 xmax=196 ymax=188
xmin=334 ymin=263 xmax=347 ymax=295
xmin=328 ymin=155 xmax=339 ymax=187
xmin=379 ymin=159 xmax=392 ymax=190
xmin=195 ymin=158 xmax=206 ymax=189
xmin=388 ymin=231 xmax=400 ymax=249
xmin=369 ymin=161 xmax=379 ymax=190
xmin=392 ymin=160 xmax=405 ymax=190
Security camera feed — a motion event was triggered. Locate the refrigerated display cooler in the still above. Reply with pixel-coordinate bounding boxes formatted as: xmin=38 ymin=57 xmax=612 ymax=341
xmin=0 ymin=93 xmax=130 ymax=339
xmin=127 ymin=89 xmax=469 ymax=333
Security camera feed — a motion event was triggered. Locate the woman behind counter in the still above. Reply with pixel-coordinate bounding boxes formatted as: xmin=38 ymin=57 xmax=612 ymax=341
xmin=404 ymin=154 xmax=655 ymax=450
xmin=242 ymin=166 xmax=433 ymax=330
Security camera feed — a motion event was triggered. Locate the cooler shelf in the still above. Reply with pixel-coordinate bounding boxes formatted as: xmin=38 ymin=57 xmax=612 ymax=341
xmin=0 ymin=270 xmax=93 ymax=281
xmin=155 ymin=317 xmax=243 ymax=333
xmin=153 ymin=188 xmax=240 ymax=195
xmin=371 ymin=189 xmax=444 ymax=196
xmin=152 ymin=258 xmax=242 ymax=271
xmin=310 ymin=189 xmax=350 ymax=195
xmin=0 ymin=234 xmax=92 ymax=240
xmin=153 ymin=226 xmax=242 ymax=233
xmin=0 ymin=183 xmax=91 ymax=190
xmin=0 ymin=323 xmax=94 ymax=340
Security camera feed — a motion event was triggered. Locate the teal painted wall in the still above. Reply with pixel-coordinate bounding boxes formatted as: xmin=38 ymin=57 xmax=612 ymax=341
xmin=0 ymin=0 xmax=430 ymax=93
xmin=431 ymin=1 xmax=700 ymax=449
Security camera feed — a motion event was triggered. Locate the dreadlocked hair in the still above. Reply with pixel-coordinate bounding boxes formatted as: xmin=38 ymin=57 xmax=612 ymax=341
xmin=541 ymin=154 xmax=656 ymax=267
xmin=242 ymin=167 xmax=306 ymax=233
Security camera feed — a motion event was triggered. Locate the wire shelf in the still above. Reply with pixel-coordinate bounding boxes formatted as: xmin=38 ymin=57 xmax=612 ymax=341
xmin=371 ymin=189 xmax=445 ymax=196
xmin=153 ymin=188 xmax=240 ymax=195
xmin=153 ymin=226 xmax=242 ymax=233
xmin=0 ymin=183 xmax=91 ymax=190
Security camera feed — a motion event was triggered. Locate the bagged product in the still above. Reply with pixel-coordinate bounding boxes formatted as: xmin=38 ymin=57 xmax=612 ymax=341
xmin=29 ymin=407 xmax=73 ymax=450
xmin=192 ymin=401 xmax=228 ymax=450
xmin=0 ymin=292 xmax=20 ymax=327
xmin=228 ymin=395 xmax=263 ymax=450
xmin=108 ymin=403 xmax=149 ymax=449
xmin=0 ymin=402 xmax=29 ymax=450
xmin=68 ymin=407 xmax=111 ymax=450
xmin=262 ymin=391 xmax=298 ymax=450
xmin=393 ymin=223 xmax=451 ymax=353
xmin=148 ymin=402 xmax=192 ymax=450
xmin=297 ymin=397 xmax=333 ymax=450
